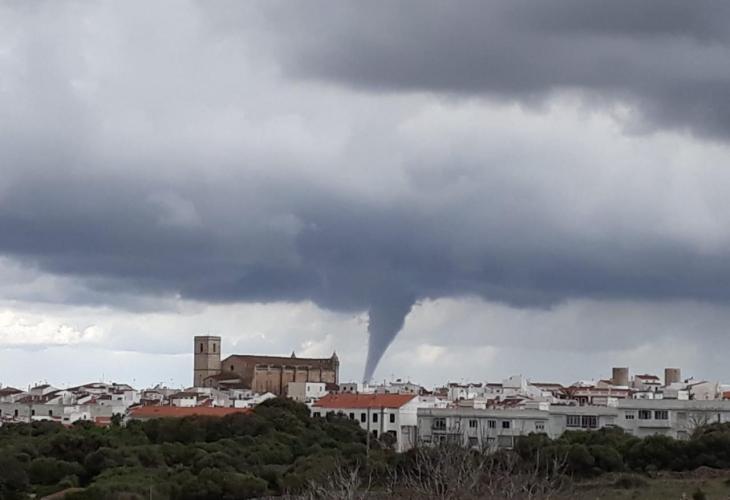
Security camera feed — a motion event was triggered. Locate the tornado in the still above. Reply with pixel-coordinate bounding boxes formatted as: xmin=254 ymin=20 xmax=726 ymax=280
xmin=363 ymin=291 xmax=415 ymax=383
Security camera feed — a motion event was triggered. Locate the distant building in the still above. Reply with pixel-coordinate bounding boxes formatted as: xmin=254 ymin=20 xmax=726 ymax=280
xmin=0 ymin=382 xmax=140 ymax=426
xmin=193 ymin=335 xmax=339 ymax=395
xmin=617 ymin=399 xmax=730 ymax=439
xmin=287 ymin=382 xmax=327 ymax=402
xmin=417 ymin=405 xmax=618 ymax=449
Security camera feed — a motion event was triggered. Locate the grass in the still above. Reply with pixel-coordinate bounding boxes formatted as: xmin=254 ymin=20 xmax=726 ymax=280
xmin=569 ymin=473 xmax=730 ymax=500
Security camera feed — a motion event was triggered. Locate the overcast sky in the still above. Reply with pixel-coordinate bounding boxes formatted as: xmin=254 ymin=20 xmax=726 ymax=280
xmin=3 ymin=1 xmax=730 ymax=388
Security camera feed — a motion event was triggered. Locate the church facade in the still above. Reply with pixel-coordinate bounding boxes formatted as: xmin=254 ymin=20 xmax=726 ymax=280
xmin=193 ymin=335 xmax=339 ymax=395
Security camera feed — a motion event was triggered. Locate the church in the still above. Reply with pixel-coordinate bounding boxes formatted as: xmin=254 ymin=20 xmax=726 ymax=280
xmin=193 ymin=335 xmax=339 ymax=395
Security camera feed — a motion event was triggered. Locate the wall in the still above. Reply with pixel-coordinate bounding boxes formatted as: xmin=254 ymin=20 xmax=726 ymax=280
xmin=222 ymin=354 xmax=338 ymax=395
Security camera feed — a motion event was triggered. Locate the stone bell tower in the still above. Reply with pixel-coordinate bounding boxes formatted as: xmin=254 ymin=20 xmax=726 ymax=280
xmin=193 ymin=335 xmax=221 ymax=387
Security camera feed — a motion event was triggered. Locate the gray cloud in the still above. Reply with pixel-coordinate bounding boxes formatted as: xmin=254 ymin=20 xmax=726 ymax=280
xmin=250 ymin=1 xmax=730 ymax=140
xmin=3 ymin=1 xmax=730 ymax=378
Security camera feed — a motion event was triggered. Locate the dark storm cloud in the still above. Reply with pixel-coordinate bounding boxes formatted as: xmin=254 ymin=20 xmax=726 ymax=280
xmin=4 ymin=1 xmax=730 ymax=378
xmin=252 ymin=0 xmax=730 ymax=139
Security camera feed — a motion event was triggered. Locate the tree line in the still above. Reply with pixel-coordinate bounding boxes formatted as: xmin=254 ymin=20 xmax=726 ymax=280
xmin=2 ymin=399 xmax=730 ymax=499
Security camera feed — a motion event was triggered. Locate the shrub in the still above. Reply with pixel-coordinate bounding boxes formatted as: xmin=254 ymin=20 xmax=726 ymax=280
xmin=692 ymin=487 xmax=707 ymax=500
xmin=613 ymin=473 xmax=648 ymax=489
xmin=29 ymin=457 xmax=84 ymax=486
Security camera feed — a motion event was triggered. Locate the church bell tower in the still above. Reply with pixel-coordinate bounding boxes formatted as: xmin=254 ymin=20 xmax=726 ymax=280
xmin=193 ymin=335 xmax=222 ymax=387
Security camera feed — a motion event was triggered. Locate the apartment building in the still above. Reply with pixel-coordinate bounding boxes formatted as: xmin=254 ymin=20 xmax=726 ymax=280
xmin=417 ymin=405 xmax=618 ymax=450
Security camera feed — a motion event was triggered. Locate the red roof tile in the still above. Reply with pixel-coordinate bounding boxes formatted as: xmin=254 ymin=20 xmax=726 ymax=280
xmin=313 ymin=393 xmax=416 ymax=409
xmin=128 ymin=406 xmax=252 ymax=419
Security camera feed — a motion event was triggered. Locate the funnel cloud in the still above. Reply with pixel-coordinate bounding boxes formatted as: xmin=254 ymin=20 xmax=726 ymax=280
xmin=4 ymin=2 xmax=730 ymax=382
xmin=364 ymin=292 xmax=416 ymax=383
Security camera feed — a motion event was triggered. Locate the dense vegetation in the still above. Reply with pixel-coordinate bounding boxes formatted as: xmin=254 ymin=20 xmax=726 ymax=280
xmin=0 ymin=399 xmax=390 ymax=499
xmin=515 ymin=423 xmax=730 ymax=476
xmin=4 ymin=401 xmax=730 ymax=499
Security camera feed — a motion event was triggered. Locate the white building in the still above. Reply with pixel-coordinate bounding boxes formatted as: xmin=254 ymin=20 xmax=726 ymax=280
xmin=373 ymin=379 xmax=423 ymax=395
xmin=686 ymin=380 xmax=720 ymax=401
xmin=417 ymin=405 xmax=618 ymax=450
xmin=0 ymin=381 xmax=141 ymax=426
xmin=338 ymin=382 xmax=367 ymax=394
xmin=312 ymin=393 xmax=426 ymax=452
xmin=287 ymin=382 xmax=327 ymax=402
xmin=168 ymin=391 xmax=199 ymax=408
xmin=232 ymin=392 xmax=276 ymax=408
xmin=617 ymin=399 xmax=730 ymax=439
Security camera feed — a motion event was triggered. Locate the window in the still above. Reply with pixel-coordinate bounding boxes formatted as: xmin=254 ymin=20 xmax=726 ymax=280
xmin=638 ymin=410 xmax=652 ymax=420
xmin=14 ymin=409 xmax=18 ymax=417
xmin=501 ymin=420 xmax=510 ymax=429
xmin=230 ymin=365 xmax=234 ymax=371
xmin=566 ymin=415 xmax=581 ymax=428
xmin=624 ymin=412 xmax=635 ymax=420
xmin=360 ymin=413 xmax=366 ymax=423
xmin=433 ymin=418 xmax=446 ymax=430
xmin=213 ymin=343 xmax=216 ymax=353
xmin=31 ymin=409 xmax=35 ymax=416
xmin=349 ymin=413 xmax=355 ymax=420
xmin=469 ymin=419 xmax=478 ymax=428
xmin=535 ymin=421 xmax=545 ymax=432
xmin=199 ymin=343 xmax=204 ymax=353
xmin=373 ymin=413 xmax=378 ymax=423
xmin=468 ymin=437 xmax=479 ymax=447
xmin=390 ymin=413 xmax=395 ymax=423
xmin=49 ymin=410 xmax=53 ymax=417
xmin=581 ymin=415 xmax=597 ymax=429
xmin=372 ymin=430 xmax=378 ymax=438
xmin=654 ymin=410 xmax=668 ymax=420
xmin=487 ymin=420 xmax=496 ymax=429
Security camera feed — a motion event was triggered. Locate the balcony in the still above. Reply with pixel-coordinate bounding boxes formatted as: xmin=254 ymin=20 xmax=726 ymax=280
xmin=637 ymin=419 xmax=671 ymax=428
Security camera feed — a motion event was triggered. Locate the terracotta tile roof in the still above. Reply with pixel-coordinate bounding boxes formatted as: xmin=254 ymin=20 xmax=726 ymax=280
xmin=128 ymin=406 xmax=252 ymax=419
xmin=313 ymin=393 xmax=416 ymax=409
xmin=0 ymin=387 xmax=22 ymax=396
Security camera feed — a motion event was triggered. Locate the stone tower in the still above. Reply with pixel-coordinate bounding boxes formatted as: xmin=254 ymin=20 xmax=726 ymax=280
xmin=193 ymin=335 xmax=221 ymax=387
xmin=664 ymin=368 xmax=681 ymax=386
xmin=611 ymin=367 xmax=629 ymax=387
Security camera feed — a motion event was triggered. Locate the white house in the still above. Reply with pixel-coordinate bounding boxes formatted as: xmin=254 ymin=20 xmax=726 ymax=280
xmin=287 ymin=382 xmax=327 ymax=402
xmin=687 ymin=381 xmax=720 ymax=401
xmin=312 ymin=393 xmax=425 ymax=452
xmin=168 ymin=391 xmax=199 ymax=408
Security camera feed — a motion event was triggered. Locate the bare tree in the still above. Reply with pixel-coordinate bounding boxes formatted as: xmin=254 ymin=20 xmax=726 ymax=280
xmin=388 ymin=439 xmax=569 ymax=500
xmin=302 ymin=463 xmax=372 ymax=500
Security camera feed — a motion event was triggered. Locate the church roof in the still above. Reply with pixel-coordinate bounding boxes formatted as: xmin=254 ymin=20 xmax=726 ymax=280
xmin=224 ymin=354 xmax=335 ymax=367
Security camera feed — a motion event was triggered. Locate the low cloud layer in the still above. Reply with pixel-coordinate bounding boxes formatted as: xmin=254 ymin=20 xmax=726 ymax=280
xmin=2 ymin=2 xmax=730 ymax=380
